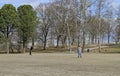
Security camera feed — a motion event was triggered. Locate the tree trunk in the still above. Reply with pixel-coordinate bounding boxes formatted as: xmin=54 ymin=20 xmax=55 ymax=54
xmin=98 ymin=35 xmax=101 ymax=52
xmin=71 ymin=38 xmax=75 ymax=45
xmin=82 ymin=30 xmax=85 ymax=53
xmin=88 ymin=34 xmax=91 ymax=44
xmin=56 ymin=35 xmax=61 ymax=47
xmin=108 ymin=34 xmax=110 ymax=44
xmin=95 ymin=35 xmax=97 ymax=44
xmin=6 ymin=33 xmax=10 ymax=54
xmin=43 ymin=42 xmax=46 ymax=50
xmin=91 ymin=35 xmax=94 ymax=44
xmin=43 ymin=37 xmax=47 ymax=50
xmin=61 ymin=38 xmax=65 ymax=48
xmin=61 ymin=36 xmax=67 ymax=48
xmin=23 ymin=41 xmax=26 ymax=53
xmin=102 ymin=35 xmax=104 ymax=44
xmin=50 ymin=31 xmax=54 ymax=47
xmin=32 ymin=37 xmax=34 ymax=49
xmin=6 ymin=39 xmax=9 ymax=54
xmin=82 ymin=38 xmax=85 ymax=53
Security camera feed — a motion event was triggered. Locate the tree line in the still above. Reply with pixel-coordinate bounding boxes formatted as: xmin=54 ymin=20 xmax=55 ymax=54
xmin=0 ymin=0 xmax=120 ymax=54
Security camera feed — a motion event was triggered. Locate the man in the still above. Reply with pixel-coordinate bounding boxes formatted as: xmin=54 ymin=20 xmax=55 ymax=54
xmin=77 ymin=46 xmax=82 ymax=58
xmin=30 ymin=46 xmax=33 ymax=55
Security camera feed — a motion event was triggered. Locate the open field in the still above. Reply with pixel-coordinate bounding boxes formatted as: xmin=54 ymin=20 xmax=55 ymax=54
xmin=102 ymin=47 xmax=120 ymax=53
xmin=0 ymin=53 xmax=120 ymax=76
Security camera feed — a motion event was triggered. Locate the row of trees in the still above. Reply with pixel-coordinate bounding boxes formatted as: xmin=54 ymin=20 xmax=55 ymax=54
xmin=35 ymin=0 xmax=120 ymax=52
xmin=35 ymin=0 xmax=116 ymax=51
xmin=0 ymin=0 xmax=120 ymax=53
xmin=0 ymin=4 xmax=37 ymax=53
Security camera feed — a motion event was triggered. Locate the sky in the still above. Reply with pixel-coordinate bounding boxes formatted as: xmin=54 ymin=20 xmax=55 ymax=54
xmin=111 ymin=0 xmax=120 ymax=8
xmin=0 ymin=0 xmax=50 ymax=8
xmin=0 ymin=0 xmax=120 ymax=9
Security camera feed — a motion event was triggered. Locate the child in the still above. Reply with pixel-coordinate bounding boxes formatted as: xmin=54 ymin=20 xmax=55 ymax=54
xmin=77 ymin=46 xmax=82 ymax=58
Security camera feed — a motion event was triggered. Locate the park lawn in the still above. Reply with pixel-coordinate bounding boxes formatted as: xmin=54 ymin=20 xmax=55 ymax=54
xmin=0 ymin=53 xmax=120 ymax=76
xmin=33 ymin=47 xmax=70 ymax=53
xmin=102 ymin=47 xmax=120 ymax=53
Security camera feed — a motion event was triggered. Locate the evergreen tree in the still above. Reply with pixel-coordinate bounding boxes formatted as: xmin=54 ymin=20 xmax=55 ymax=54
xmin=17 ymin=5 xmax=37 ymax=53
xmin=0 ymin=9 xmax=6 ymax=43
xmin=1 ymin=4 xmax=18 ymax=54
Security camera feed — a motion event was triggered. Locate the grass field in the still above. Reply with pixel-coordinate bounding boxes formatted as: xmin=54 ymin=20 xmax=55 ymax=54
xmin=102 ymin=47 xmax=120 ymax=53
xmin=0 ymin=53 xmax=120 ymax=76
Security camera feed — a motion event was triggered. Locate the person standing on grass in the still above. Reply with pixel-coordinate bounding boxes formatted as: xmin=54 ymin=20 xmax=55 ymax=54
xmin=77 ymin=46 xmax=82 ymax=58
xmin=30 ymin=46 xmax=33 ymax=55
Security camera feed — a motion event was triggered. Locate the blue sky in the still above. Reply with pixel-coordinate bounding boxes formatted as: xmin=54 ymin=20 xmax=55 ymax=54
xmin=111 ymin=0 xmax=120 ymax=8
xmin=0 ymin=0 xmax=50 ymax=8
xmin=0 ymin=0 xmax=120 ymax=9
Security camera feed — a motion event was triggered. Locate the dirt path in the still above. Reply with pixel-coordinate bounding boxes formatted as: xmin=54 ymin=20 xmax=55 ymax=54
xmin=0 ymin=53 xmax=120 ymax=76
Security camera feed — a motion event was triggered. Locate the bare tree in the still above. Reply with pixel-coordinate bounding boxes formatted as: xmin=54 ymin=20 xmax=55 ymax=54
xmin=104 ymin=2 xmax=113 ymax=44
xmin=86 ymin=16 xmax=98 ymax=44
xmin=96 ymin=0 xmax=107 ymax=52
xmin=36 ymin=4 xmax=51 ymax=50
xmin=113 ymin=5 xmax=120 ymax=44
xmin=80 ymin=0 xmax=96 ymax=52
